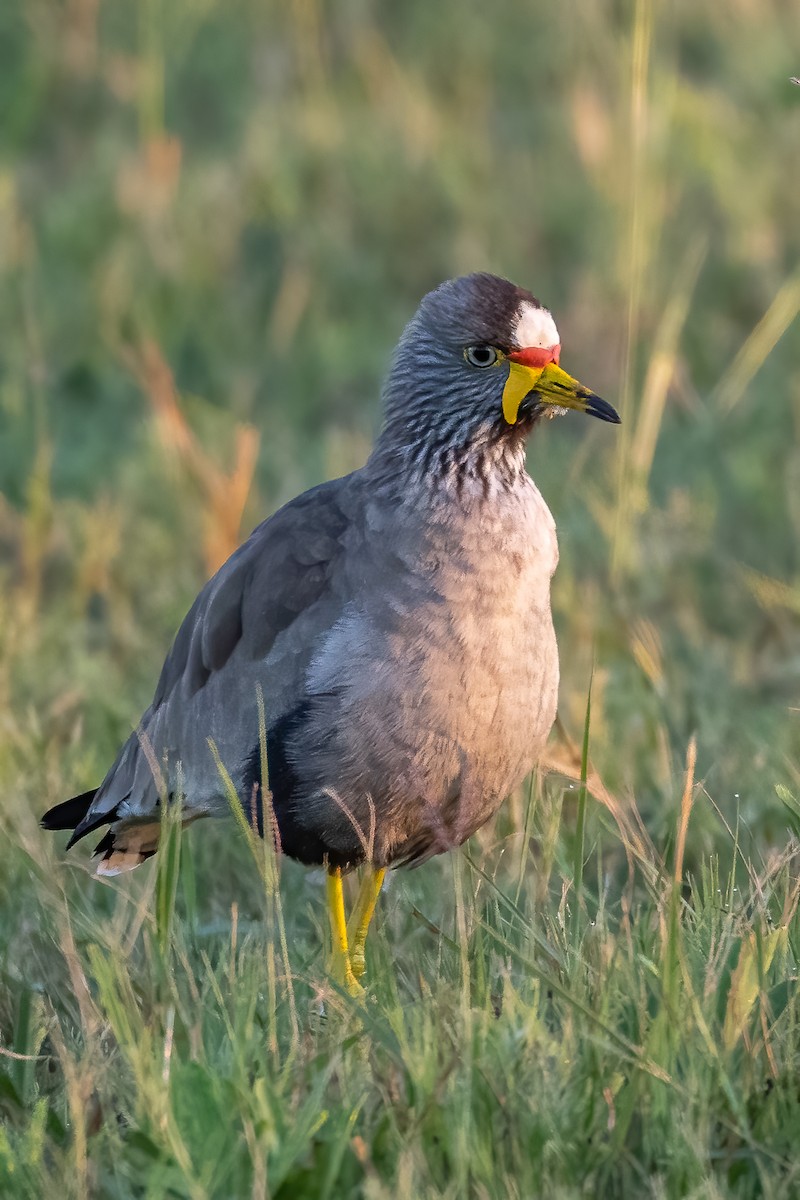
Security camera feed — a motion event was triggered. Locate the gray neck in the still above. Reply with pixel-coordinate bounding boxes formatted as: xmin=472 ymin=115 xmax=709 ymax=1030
xmin=365 ymin=321 xmax=529 ymax=498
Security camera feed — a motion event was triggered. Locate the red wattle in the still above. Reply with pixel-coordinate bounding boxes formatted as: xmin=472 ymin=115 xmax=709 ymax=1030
xmin=508 ymin=344 xmax=561 ymax=368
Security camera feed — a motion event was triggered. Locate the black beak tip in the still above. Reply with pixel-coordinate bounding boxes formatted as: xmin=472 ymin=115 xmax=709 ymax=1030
xmin=586 ymin=394 xmax=621 ymax=425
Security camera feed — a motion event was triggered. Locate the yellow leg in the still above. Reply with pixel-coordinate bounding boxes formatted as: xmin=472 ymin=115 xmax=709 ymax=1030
xmin=326 ymin=867 xmax=362 ymax=996
xmin=347 ymin=867 xmax=386 ymax=981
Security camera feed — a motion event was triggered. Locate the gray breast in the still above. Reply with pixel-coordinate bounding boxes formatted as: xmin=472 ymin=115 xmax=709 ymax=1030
xmin=283 ymin=478 xmax=560 ymax=867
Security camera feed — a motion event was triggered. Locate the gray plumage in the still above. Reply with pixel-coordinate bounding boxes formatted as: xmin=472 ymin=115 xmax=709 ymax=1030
xmin=43 ymin=273 xmax=618 ymax=874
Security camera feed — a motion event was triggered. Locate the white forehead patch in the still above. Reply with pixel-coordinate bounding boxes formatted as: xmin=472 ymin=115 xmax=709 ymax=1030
xmin=513 ymin=303 xmax=559 ymax=349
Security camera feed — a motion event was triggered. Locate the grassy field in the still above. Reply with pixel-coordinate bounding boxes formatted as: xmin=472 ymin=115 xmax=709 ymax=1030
xmin=2 ymin=0 xmax=800 ymax=1195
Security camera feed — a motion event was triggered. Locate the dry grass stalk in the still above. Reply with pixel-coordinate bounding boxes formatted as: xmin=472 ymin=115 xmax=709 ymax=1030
xmin=125 ymin=337 xmax=259 ymax=574
xmin=541 ymin=740 xmax=661 ymax=887
xmin=715 ymin=270 xmax=800 ymax=414
xmin=674 ymin=735 xmax=697 ymax=887
xmin=629 ymin=240 xmax=705 ymax=513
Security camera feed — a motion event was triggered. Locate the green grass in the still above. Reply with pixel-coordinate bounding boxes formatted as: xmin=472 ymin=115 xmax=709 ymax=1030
xmin=2 ymin=0 xmax=800 ymax=1195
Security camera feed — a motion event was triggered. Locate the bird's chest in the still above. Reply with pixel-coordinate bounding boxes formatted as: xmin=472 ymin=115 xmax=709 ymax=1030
xmin=308 ymin=483 xmax=559 ymax=790
xmin=393 ymin=490 xmax=559 ymax=754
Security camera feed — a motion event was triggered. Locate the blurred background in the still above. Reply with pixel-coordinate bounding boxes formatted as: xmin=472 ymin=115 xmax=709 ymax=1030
xmin=1 ymin=0 xmax=799 ymax=881
xmin=2 ymin=3 xmax=800 ymax=1192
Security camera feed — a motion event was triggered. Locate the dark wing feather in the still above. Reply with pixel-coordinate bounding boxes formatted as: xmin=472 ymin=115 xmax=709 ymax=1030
xmin=151 ymin=479 xmax=352 ymax=708
xmin=56 ymin=475 xmax=356 ymax=841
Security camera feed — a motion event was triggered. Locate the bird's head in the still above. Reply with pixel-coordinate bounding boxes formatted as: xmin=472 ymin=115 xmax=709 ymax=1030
xmin=377 ymin=274 xmax=619 ymax=479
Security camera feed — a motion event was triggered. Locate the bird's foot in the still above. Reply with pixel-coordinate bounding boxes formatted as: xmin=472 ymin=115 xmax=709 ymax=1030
xmin=350 ymin=946 xmax=366 ymax=982
xmin=328 ymin=950 xmax=365 ymax=998
xmin=343 ymin=968 xmax=365 ymax=999
xmin=346 ymin=866 xmax=385 ymax=985
xmin=326 ymin=866 xmax=368 ymax=998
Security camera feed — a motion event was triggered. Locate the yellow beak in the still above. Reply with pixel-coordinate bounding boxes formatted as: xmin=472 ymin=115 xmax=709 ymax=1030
xmin=502 ymin=360 xmax=620 ymax=425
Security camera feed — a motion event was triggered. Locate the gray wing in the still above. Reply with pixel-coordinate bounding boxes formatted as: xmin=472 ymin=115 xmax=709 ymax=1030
xmin=72 ymin=475 xmax=356 ymax=840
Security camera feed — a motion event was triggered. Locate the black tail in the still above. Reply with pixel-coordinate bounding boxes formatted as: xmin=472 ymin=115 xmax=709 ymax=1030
xmin=41 ymin=789 xmax=97 ymax=832
xmin=42 ymin=785 xmax=123 ymax=846
xmin=42 ymin=788 xmax=151 ymax=873
xmin=43 ymin=787 xmax=127 ymax=851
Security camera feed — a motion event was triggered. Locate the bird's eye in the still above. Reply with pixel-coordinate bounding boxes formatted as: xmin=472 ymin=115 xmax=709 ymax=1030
xmin=464 ymin=344 xmax=501 ymax=368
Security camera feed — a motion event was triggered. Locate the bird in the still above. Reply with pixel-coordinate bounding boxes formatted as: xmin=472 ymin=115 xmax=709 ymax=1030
xmin=42 ymin=273 xmax=620 ymax=993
